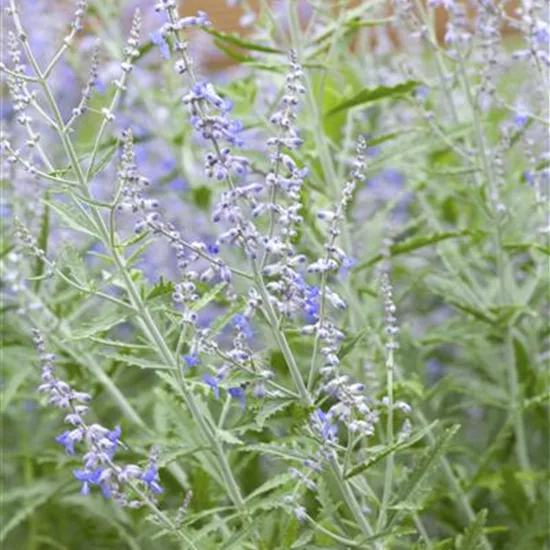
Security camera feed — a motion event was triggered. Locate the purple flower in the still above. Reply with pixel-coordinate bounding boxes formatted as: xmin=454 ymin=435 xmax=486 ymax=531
xmin=228 ymin=387 xmax=246 ymax=409
xmin=233 ymin=314 xmax=253 ymax=338
xmin=105 ymin=425 xmax=121 ymax=457
xmin=56 ymin=430 xmax=76 ymax=455
xmin=184 ymin=354 xmax=199 ymax=367
xmin=339 ymin=257 xmax=357 ymax=280
xmin=169 ymin=177 xmax=187 ymax=192
xmin=534 ymin=27 xmax=549 ymax=46
xmin=73 ymin=467 xmax=104 ymax=497
xmin=312 ymin=409 xmax=337 ymax=442
xmin=141 ymin=464 xmax=164 ymax=494
xmin=514 ymin=111 xmax=529 ymax=128
xmin=204 ymin=373 xmax=220 ymax=399
xmin=415 ymin=85 xmax=429 ymax=99
xmin=207 ymin=243 xmax=220 ymax=255
xmin=150 ymin=31 xmax=171 ymax=60
xmin=304 ymin=284 xmax=320 ymax=322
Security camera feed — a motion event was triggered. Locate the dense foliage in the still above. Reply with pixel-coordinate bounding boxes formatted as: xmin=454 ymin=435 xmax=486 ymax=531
xmin=1 ymin=0 xmax=548 ymax=549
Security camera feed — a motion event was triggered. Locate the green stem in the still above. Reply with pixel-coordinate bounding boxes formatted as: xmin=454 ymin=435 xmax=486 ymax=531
xmin=376 ymin=343 xmax=394 ymax=532
xmin=10 ymin=3 xmax=244 ymax=510
xmin=329 ymin=455 xmax=379 ymax=546
xmin=455 ymin=46 xmax=533 ymax=504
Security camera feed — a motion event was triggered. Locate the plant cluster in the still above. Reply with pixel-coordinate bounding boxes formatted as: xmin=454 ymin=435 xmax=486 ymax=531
xmin=1 ymin=0 xmax=548 ymax=549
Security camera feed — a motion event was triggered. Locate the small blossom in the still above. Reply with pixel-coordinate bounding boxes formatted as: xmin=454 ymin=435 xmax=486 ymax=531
xmin=203 ymin=373 xmax=220 ymax=400
xmin=228 ymin=386 xmax=246 ymax=409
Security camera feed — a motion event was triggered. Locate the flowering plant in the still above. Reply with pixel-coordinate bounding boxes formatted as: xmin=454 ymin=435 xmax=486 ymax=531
xmin=1 ymin=0 xmax=548 ymax=548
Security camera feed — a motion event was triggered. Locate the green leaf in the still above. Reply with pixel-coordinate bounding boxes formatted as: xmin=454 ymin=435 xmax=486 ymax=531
xmin=326 ymin=80 xmax=421 ymax=117
xmin=146 ymin=276 xmax=174 ymax=301
xmin=34 ymin=192 xmax=50 ymax=288
xmin=62 ymin=244 xmax=90 ymax=286
xmin=356 ymin=230 xmax=473 ymax=272
xmin=43 ymin=199 xmax=100 ymax=239
xmin=216 ymin=429 xmax=243 ymax=446
xmin=345 ymin=421 xmax=439 ymax=479
xmin=89 ymin=139 xmax=119 ymax=178
xmin=69 ymin=314 xmax=127 ymax=340
xmin=291 ymin=531 xmax=315 ymax=549
xmin=387 ymin=425 xmax=461 ymax=529
xmin=338 ymin=325 xmax=369 ymax=361
xmin=245 ymin=472 xmax=293 ymax=502
xmin=209 ymin=297 xmax=247 ymax=336
xmin=191 ymin=185 xmax=212 ymax=210
xmin=455 ymin=510 xmax=488 ymax=550
xmin=255 ymin=399 xmax=294 ymax=429
xmin=203 ymin=27 xmax=282 ymax=54
xmin=105 ymin=352 xmax=174 ymax=370
xmin=0 ymin=349 xmax=33 ymax=413
xmin=0 ymin=482 xmax=59 ymax=542
xmin=245 ymin=443 xmax=308 ymax=463
xmin=189 ymin=282 xmax=227 ymax=313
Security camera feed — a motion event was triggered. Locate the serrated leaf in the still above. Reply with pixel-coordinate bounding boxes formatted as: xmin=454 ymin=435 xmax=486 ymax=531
xmin=0 ymin=350 xmax=32 ymax=413
xmin=189 ymin=282 xmax=227 ymax=313
xmin=245 ymin=443 xmax=308 ymax=462
xmin=43 ymin=199 xmax=100 ymax=239
xmin=219 ymin=518 xmax=260 ymax=550
xmin=209 ymin=297 xmax=247 ymax=336
xmin=69 ymin=314 xmax=126 ymax=340
xmin=315 ymin=477 xmax=341 ymax=520
xmin=291 ymin=531 xmax=315 ymax=549
xmin=105 ymin=352 xmax=174 ymax=370
xmin=326 ymin=81 xmax=421 ymax=117
xmin=386 ymin=425 xmax=461 ymax=529
xmin=216 ymin=429 xmax=243 ymax=446
xmin=59 ymin=243 xmax=92 ymax=290
xmin=255 ymin=399 xmax=293 ymax=429
xmin=90 ymin=139 xmax=119 ymax=178
xmin=88 ymin=337 xmax=150 ymax=350
xmin=146 ymin=276 xmax=174 ymax=301
xmin=345 ymin=421 xmax=439 ymax=479
xmin=338 ymin=325 xmax=369 ymax=361
xmin=245 ymin=472 xmax=293 ymax=502
xmin=356 ymin=230 xmax=472 ymax=272
xmin=455 ymin=510 xmax=488 ymax=550
xmin=203 ymin=27 xmax=282 ymax=54
xmin=0 ymin=482 xmax=59 ymax=542
xmin=34 ymin=192 xmax=50 ymax=288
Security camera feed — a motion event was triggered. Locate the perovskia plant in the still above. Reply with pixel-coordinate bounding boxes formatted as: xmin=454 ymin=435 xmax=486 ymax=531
xmin=1 ymin=0 xmax=548 ymax=549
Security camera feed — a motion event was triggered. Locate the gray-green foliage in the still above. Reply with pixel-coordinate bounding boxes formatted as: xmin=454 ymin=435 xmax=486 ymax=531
xmin=1 ymin=0 xmax=548 ymax=549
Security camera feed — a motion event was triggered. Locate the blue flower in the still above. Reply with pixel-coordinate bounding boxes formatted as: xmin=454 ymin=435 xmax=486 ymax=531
xmin=535 ymin=27 xmax=549 ymax=46
xmin=204 ymin=374 xmax=220 ymax=400
xmin=312 ymin=409 xmax=337 ymax=442
xmin=169 ymin=177 xmax=187 ymax=192
xmin=304 ymin=285 xmax=320 ymax=322
xmin=415 ymin=85 xmax=429 ymax=99
xmin=105 ymin=425 xmax=122 ymax=458
xmin=142 ymin=464 xmax=164 ymax=494
xmin=381 ymin=169 xmax=405 ymax=187
xmin=150 ymin=31 xmax=171 ymax=60
xmin=56 ymin=430 xmax=76 ymax=455
xmin=524 ymin=171 xmax=534 ymax=186
xmin=233 ymin=314 xmax=253 ymax=338
xmin=73 ymin=467 xmax=104 ymax=497
xmin=228 ymin=387 xmax=246 ymax=409
xmin=339 ymin=257 xmax=357 ymax=280
xmin=514 ymin=112 xmax=529 ymax=128
xmin=184 ymin=354 xmax=199 ymax=367
xmin=207 ymin=243 xmax=220 ymax=255
xmin=95 ymin=79 xmax=107 ymax=95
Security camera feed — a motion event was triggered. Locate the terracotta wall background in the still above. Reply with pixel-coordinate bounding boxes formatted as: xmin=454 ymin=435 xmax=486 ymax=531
xmin=183 ymin=0 xmax=521 ymax=37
